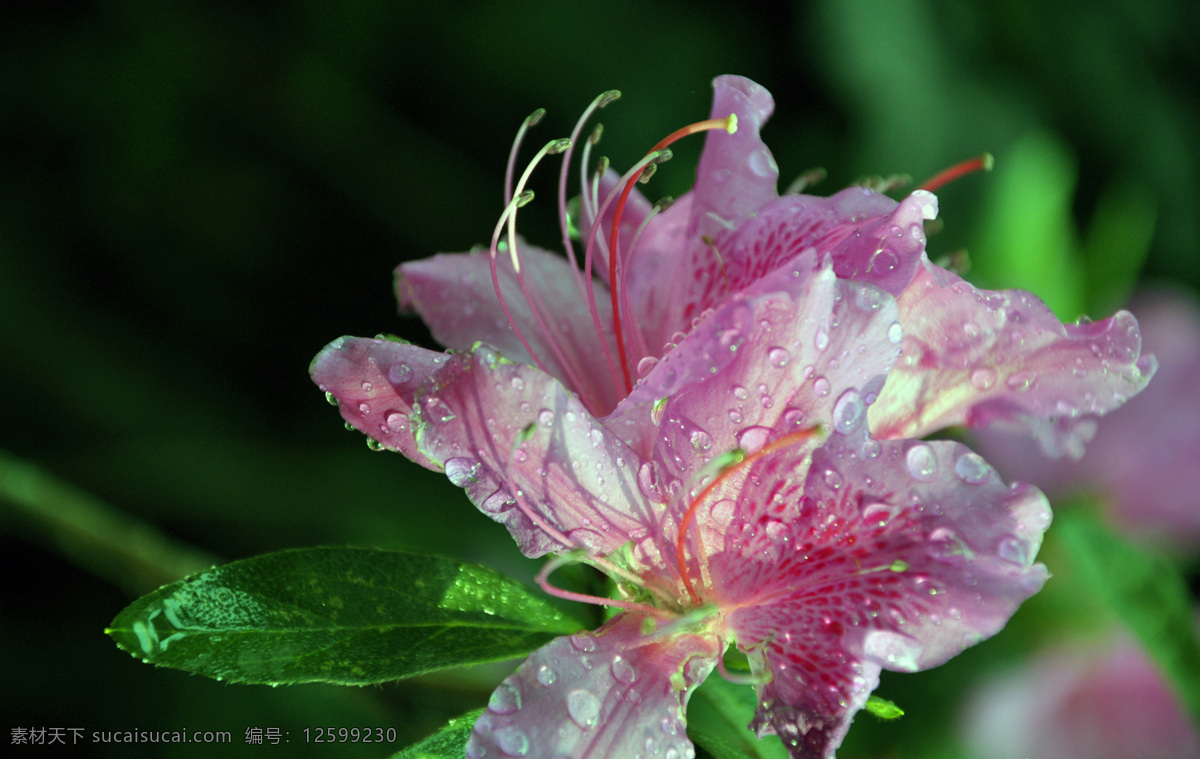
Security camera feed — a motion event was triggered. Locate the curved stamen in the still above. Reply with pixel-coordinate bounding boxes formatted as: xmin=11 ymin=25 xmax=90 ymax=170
xmin=558 ymin=90 xmax=621 ymax=297
xmin=608 ymin=114 xmax=739 ymax=394
xmin=505 ymin=108 xmax=545 ymax=206
xmin=490 ymin=191 xmax=552 ymax=376
xmin=918 ymin=153 xmax=994 ymax=193
xmin=536 ymin=551 xmax=669 ymax=617
xmin=581 ymin=150 xmax=671 ymax=397
xmin=675 ymin=426 xmax=822 ymax=606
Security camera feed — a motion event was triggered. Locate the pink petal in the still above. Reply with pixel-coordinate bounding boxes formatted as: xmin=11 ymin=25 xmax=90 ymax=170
xmin=869 ymin=259 xmax=1157 ymax=457
xmin=603 ymin=76 xmax=780 ymax=356
xmin=309 ymin=336 xmax=448 ymax=470
xmin=411 ymin=344 xmax=657 ymax=559
xmin=466 ymin=612 xmax=718 ymax=759
xmin=711 ymin=415 xmax=1050 ymax=758
xmin=397 ymin=245 xmax=623 ymax=416
xmin=611 ymin=259 xmax=901 ymax=482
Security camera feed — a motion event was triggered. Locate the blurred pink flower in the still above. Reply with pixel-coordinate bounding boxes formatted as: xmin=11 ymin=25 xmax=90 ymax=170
xmin=311 ymin=76 xmax=1156 ymax=758
xmin=962 ymin=629 xmax=1200 ymax=759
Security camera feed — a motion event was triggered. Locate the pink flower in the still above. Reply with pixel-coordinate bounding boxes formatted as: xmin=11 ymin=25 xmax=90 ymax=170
xmin=311 ymin=76 xmax=1155 ymax=758
xmin=961 ymin=628 xmax=1200 ymax=759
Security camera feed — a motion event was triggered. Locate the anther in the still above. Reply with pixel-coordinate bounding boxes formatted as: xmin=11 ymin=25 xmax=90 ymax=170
xmin=589 ymin=123 xmax=604 ymax=145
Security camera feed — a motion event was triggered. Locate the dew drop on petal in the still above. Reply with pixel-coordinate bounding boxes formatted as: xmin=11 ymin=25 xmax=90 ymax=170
xmin=612 ymin=656 xmax=638 ymax=685
xmin=860 ymin=438 xmax=881 ymax=459
xmin=387 ymin=362 xmax=413 ymax=385
xmin=887 ymin=322 xmax=903 ymax=344
xmin=536 ymin=665 xmax=556 ymax=687
xmin=768 ymin=346 xmax=791 ymax=367
xmin=997 ymin=535 xmax=1028 ymax=564
xmin=488 ymin=681 xmax=522 ymax=715
xmin=637 ymin=356 xmax=659 ymax=378
xmin=833 ymin=389 xmax=866 ymax=434
xmin=570 ymin=632 xmax=597 ymax=652
xmin=537 ymin=409 xmax=554 ymax=428
xmin=815 ymin=327 xmax=830 ymax=352
xmin=905 ymin=443 xmax=938 ymax=482
xmin=358 ymin=402 xmax=371 ymax=415
xmin=566 ymin=689 xmax=601 ymax=729
xmin=494 ymin=725 xmax=530 ymax=756
xmin=1006 ymin=370 xmax=1036 ymax=392
xmin=385 ymin=411 xmax=406 ymax=433
xmin=737 ymin=426 xmax=772 ymax=454
xmin=510 ymin=376 xmax=525 ymax=391
xmin=444 ymin=458 xmax=481 ymax=488
xmin=823 ymin=467 xmax=844 ymax=490
xmin=812 ymin=376 xmax=831 ymax=397
xmin=954 ymin=452 xmax=990 ymax=484
xmin=862 ymin=502 xmax=896 ymax=525
xmin=731 ymin=384 xmax=749 ymax=400
xmin=969 ymin=368 xmax=996 ymax=390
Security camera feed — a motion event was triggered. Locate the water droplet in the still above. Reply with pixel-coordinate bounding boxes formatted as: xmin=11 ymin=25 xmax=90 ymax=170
xmin=637 ymin=355 xmax=659 ymax=378
xmin=637 ymin=461 xmax=662 ymax=501
xmin=727 ymin=408 xmax=744 ymax=424
xmin=860 ymin=438 xmax=881 ymax=459
xmin=387 ymin=363 xmax=413 ymax=385
xmin=833 ymin=389 xmax=865 ymax=434
xmin=488 ymin=681 xmax=522 ymax=715
xmin=862 ymin=502 xmax=896 ymax=525
xmin=905 ymin=443 xmax=938 ymax=482
xmin=737 ymin=426 xmax=772 ymax=454
xmin=731 ymin=384 xmax=749 ymax=400
xmin=997 ymin=535 xmax=1028 ymax=564
xmin=689 ymin=429 xmax=713 ymax=451
xmin=815 ymin=327 xmax=830 ymax=352
xmin=589 ymin=429 xmax=604 ymax=447
xmin=823 ymin=467 xmax=844 ymax=490
xmin=612 ymin=656 xmax=637 ymax=684
xmin=1006 ymin=370 xmax=1036 ymax=392
xmin=954 ymin=452 xmax=990 ymax=484
xmin=887 ymin=322 xmax=903 ymax=344
xmin=494 ymin=725 xmax=529 ymax=756
xmin=360 ymin=380 xmax=373 ymax=392
xmin=969 ymin=368 xmax=996 ymax=390
xmin=358 ymin=402 xmax=371 ymax=415
xmin=444 ymin=458 xmax=481 ymax=488
xmin=536 ymin=665 xmax=556 ymax=687
xmin=566 ymin=689 xmax=601 ymax=729
xmin=570 ymin=632 xmax=596 ymax=652
xmin=510 ymin=376 xmax=525 ymax=391
xmin=812 ymin=376 xmax=831 ymax=397
xmin=385 ymin=411 xmax=406 ymax=433
xmin=963 ymin=322 xmax=980 ymax=338
xmin=782 ymin=407 xmax=807 ymax=428
xmin=768 ymin=346 xmax=791 ymax=368
xmin=537 ymin=409 xmax=554 ymax=428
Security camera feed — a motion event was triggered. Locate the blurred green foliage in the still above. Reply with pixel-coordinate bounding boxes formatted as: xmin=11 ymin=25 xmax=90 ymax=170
xmin=2 ymin=0 xmax=1197 ymax=756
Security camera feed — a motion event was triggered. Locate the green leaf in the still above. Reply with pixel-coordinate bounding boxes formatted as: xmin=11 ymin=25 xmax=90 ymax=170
xmin=389 ymin=710 xmax=482 ymax=759
xmin=107 ymin=547 xmax=583 ymax=685
xmin=1082 ymin=178 xmax=1156 ymax=316
xmin=1058 ymin=510 xmax=1200 ymax=728
xmin=690 ymin=673 xmax=788 ymax=759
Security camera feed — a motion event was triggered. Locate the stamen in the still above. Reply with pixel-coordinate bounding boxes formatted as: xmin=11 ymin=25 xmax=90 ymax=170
xmin=675 ymin=426 xmax=822 ymax=606
xmin=918 ymin=153 xmax=994 ymax=193
xmin=557 ymin=90 xmax=621 ymax=299
xmin=489 ymin=190 xmax=552 ymax=376
xmin=784 ymin=167 xmax=827 ymax=195
xmin=582 ymin=150 xmax=674 ymax=397
xmin=505 ymin=108 xmax=545 ymax=206
xmin=536 ymin=551 xmax=668 ymax=617
xmin=699 ymin=234 xmax=731 ymax=298
xmin=609 ymin=114 xmax=739 ymax=394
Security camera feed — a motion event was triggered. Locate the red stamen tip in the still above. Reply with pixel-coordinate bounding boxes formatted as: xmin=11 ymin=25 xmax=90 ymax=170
xmin=918 ymin=153 xmax=994 ymax=193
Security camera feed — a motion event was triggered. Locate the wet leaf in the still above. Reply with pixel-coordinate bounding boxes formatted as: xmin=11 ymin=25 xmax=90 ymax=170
xmin=390 ymin=709 xmax=482 ymax=759
xmin=690 ymin=673 xmax=788 ymax=759
xmin=107 ymin=547 xmax=582 ymax=685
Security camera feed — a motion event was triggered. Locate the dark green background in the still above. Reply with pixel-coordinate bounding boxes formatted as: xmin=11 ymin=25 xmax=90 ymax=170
xmin=3 ymin=1 xmax=1197 ymax=756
